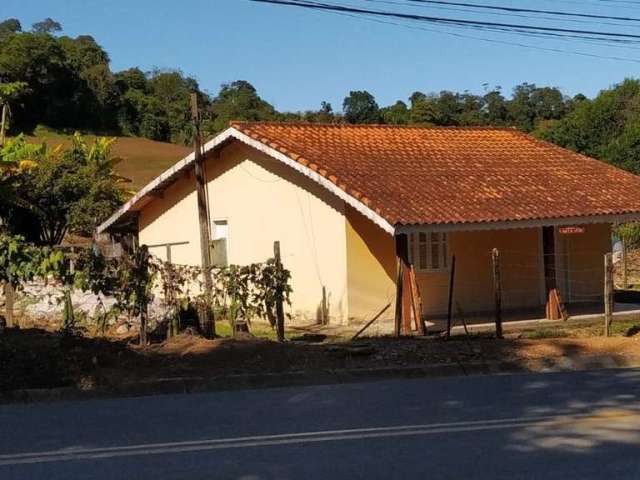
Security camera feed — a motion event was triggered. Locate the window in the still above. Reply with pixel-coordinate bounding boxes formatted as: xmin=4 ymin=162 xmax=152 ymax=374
xmin=408 ymin=231 xmax=448 ymax=272
xmin=211 ymin=219 xmax=228 ymax=267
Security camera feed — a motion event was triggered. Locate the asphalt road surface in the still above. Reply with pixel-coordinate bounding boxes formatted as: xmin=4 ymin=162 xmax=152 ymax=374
xmin=2 ymin=369 xmax=640 ymax=479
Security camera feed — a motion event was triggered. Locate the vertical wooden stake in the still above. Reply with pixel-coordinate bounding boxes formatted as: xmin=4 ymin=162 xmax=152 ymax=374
xmin=446 ymin=255 xmax=456 ymax=340
xmin=0 ymin=103 xmax=8 ymax=147
xmin=394 ymin=261 xmax=403 ymax=337
xmin=139 ymin=309 xmax=148 ymax=346
xmin=622 ymin=240 xmax=628 ymax=289
xmin=4 ymin=283 xmax=15 ymax=328
xmin=394 ymin=234 xmax=410 ymax=337
xmin=492 ymin=248 xmax=503 ymax=339
xmin=401 ymin=266 xmax=412 ymax=334
xmin=604 ymin=252 xmax=613 ymax=337
xmin=191 ymin=92 xmax=215 ymax=338
xmin=274 ymin=241 xmax=285 ymax=343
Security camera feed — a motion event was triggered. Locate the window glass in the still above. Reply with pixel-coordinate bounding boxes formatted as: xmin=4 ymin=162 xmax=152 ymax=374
xmin=418 ymin=232 xmax=428 ymax=269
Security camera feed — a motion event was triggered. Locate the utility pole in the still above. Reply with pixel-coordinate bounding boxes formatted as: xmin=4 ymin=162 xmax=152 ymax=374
xmin=191 ymin=92 xmax=215 ymax=338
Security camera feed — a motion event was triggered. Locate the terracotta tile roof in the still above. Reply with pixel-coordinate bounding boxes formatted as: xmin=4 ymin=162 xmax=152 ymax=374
xmin=231 ymin=121 xmax=640 ymax=227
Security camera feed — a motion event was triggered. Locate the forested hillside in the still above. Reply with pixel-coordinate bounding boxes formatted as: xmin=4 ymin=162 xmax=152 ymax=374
xmin=2 ymin=15 xmax=640 ymax=181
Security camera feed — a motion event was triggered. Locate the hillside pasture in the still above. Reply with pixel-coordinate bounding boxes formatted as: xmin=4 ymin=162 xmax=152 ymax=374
xmin=21 ymin=129 xmax=191 ymax=190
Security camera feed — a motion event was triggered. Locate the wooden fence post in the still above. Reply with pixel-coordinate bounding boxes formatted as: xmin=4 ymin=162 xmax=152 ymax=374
xmin=446 ymin=255 xmax=456 ymax=340
xmin=492 ymin=248 xmax=503 ymax=339
xmin=274 ymin=241 xmax=285 ymax=343
xmin=0 ymin=103 xmax=8 ymax=147
xmin=3 ymin=283 xmax=14 ymax=328
xmin=191 ymin=92 xmax=214 ymax=338
xmin=622 ymin=240 xmax=628 ymax=289
xmin=394 ymin=234 xmax=409 ymax=337
xmin=604 ymin=252 xmax=613 ymax=337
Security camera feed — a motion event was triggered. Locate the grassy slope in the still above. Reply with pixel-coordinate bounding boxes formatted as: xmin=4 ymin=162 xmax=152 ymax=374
xmin=23 ymin=130 xmax=191 ymax=190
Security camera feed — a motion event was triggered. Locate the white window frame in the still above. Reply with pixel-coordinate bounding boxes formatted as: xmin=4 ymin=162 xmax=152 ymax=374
xmin=408 ymin=231 xmax=449 ymax=272
xmin=212 ymin=218 xmax=229 ymax=242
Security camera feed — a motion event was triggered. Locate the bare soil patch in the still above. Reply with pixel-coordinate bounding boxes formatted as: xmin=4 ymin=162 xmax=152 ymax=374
xmin=3 ymin=323 xmax=640 ymax=394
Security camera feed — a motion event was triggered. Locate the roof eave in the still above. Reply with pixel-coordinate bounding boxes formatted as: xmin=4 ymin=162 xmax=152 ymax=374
xmin=98 ymin=127 xmax=396 ymax=236
xmin=395 ymin=212 xmax=640 ymax=234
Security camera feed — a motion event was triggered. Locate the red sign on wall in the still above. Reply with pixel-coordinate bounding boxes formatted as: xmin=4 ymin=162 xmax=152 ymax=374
xmin=559 ymin=226 xmax=585 ymax=235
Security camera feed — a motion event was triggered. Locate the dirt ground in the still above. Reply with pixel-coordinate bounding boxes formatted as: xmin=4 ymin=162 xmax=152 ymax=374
xmin=3 ymin=317 xmax=640 ymax=393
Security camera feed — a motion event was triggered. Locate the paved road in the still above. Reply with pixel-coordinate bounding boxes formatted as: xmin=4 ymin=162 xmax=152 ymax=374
xmin=2 ymin=369 xmax=640 ymax=479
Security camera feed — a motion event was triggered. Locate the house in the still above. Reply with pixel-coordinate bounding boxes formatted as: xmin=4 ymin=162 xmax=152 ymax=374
xmin=99 ymin=122 xmax=640 ymax=326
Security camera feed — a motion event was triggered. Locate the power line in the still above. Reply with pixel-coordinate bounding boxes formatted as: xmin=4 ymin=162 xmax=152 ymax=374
xmin=361 ymin=0 xmax=637 ymax=27
xmin=249 ymin=0 xmax=640 ymax=63
xmin=323 ymin=8 xmax=640 ymax=63
xmin=249 ymin=0 xmax=640 ymax=41
xmin=400 ymin=0 xmax=640 ymax=22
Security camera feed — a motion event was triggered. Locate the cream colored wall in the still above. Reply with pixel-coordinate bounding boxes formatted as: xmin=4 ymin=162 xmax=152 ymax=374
xmin=345 ymin=206 xmax=397 ymax=322
xmin=138 ymin=170 xmax=201 ymax=266
xmin=205 ymin=143 xmax=349 ymax=323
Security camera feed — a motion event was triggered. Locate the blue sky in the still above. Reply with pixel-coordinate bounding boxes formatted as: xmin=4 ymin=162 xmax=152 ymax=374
xmin=3 ymin=0 xmax=640 ymax=111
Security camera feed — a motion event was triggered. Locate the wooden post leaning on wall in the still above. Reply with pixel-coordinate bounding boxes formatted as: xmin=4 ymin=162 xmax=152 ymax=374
xmin=191 ymin=92 xmax=215 ymax=338
xmin=274 ymin=241 xmax=285 ymax=343
xmin=604 ymin=252 xmax=614 ymax=337
xmin=394 ymin=233 xmax=409 ymax=337
xmin=492 ymin=248 xmax=503 ymax=339
xmin=409 ymin=265 xmax=425 ymax=336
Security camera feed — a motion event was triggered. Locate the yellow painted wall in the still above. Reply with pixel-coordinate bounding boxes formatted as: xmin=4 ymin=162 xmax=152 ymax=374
xmin=344 ymin=222 xmax=611 ymax=321
xmin=204 ymin=143 xmax=349 ymax=323
xmin=345 ymin=206 xmax=396 ymax=322
xmin=416 ymin=228 xmax=542 ymax=316
xmin=557 ymin=223 xmax=610 ymax=304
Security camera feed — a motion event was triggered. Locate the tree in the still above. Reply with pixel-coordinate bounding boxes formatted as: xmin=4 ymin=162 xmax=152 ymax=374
xmin=0 ymin=19 xmax=21 ymax=41
xmin=0 ymin=32 xmax=73 ymax=130
xmin=409 ymin=93 xmax=437 ymax=125
xmin=343 ymin=90 xmax=380 ymax=124
xmin=209 ymin=80 xmax=276 ymax=133
xmin=0 ymin=234 xmax=40 ymax=327
xmin=3 ymin=134 xmax=125 ymax=244
xmin=381 ymin=100 xmax=409 ymax=125
xmin=302 ymin=101 xmax=337 ymax=123
xmin=31 ymin=18 xmax=62 ymax=34
xmin=0 ymin=81 xmax=28 ymax=144
xmin=483 ymin=88 xmax=508 ymax=125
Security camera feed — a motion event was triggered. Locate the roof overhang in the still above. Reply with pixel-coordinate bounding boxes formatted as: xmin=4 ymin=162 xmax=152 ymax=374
xmin=98 ymin=127 xmax=395 ymax=235
xmin=395 ymin=212 xmax=640 ymax=234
